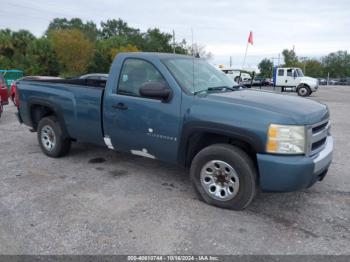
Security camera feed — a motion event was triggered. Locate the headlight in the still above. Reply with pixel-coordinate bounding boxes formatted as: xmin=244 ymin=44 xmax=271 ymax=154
xmin=266 ymin=124 xmax=306 ymax=154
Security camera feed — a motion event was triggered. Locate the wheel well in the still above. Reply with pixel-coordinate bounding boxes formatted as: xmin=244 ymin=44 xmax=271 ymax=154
xmin=30 ymin=104 xmax=55 ymax=130
xmin=297 ymin=83 xmax=310 ymax=90
xmin=185 ymin=132 xmax=257 ymax=168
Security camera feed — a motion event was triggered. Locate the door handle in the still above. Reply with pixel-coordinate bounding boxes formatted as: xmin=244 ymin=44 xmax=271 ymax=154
xmin=112 ymin=103 xmax=128 ymax=110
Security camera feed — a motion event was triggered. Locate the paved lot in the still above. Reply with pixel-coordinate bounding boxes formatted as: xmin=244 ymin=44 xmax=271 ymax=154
xmin=0 ymin=86 xmax=349 ymax=255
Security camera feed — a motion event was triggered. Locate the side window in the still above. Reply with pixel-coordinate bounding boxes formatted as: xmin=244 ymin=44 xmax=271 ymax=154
xmin=287 ymin=69 xmax=293 ymax=77
xmin=278 ymin=69 xmax=284 ymax=76
xmin=117 ymin=59 xmax=166 ymax=97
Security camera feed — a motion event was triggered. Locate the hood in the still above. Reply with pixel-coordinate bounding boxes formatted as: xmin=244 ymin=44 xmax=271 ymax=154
xmin=205 ymin=89 xmax=328 ymax=124
xmin=302 ymin=76 xmax=317 ymax=83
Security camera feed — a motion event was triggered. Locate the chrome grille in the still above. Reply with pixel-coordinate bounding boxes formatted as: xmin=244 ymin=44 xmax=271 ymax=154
xmin=307 ymin=119 xmax=330 ymax=156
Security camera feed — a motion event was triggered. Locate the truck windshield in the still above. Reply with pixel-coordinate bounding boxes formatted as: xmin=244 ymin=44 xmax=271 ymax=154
xmin=296 ymin=69 xmax=304 ymax=77
xmin=163 ymin=58 xmax=237 ymax=94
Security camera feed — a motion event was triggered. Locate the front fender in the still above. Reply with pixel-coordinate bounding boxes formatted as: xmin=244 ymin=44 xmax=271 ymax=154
xmin=177 ymin=121 xmax=265 ymax=166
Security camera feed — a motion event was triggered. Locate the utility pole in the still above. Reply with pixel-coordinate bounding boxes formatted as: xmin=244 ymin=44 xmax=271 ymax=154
xmin=327 ymin=72 xmax=330 ymax=86
xmin=172 ymin=30 xmax=176 ymax=54
xmin=270 ymin=55 xmax=281 ymax=68
xmin=191 ymin=28 xmax=194 ymax=57
xmin=299 ymin=56 xmax=307 ymax=74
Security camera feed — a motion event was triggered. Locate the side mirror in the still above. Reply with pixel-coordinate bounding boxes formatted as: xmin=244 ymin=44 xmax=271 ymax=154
xmin=139 ymin=82 xmax=172 ymax=102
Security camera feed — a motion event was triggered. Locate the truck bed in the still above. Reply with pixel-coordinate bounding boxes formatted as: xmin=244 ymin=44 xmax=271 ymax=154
xmin=18 ymin=79 xmax=105 ymax=145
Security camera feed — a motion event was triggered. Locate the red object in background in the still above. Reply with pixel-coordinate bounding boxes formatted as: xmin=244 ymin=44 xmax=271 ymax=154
xmin=10 ymin=82 xmax=19 ymax=107
xmin=248 ymin=31 xmax=253 ymax=45
xmin=0 ymin=74 xmax=9 ymax=106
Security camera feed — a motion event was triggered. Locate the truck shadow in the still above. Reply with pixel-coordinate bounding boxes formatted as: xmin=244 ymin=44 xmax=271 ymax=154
xmin=68 ymin=141 xmax=191 ymax=185
xmin=67 ymin=142 xmax=328 ymax=204
xmin=68 ymin=142 xmax=347 ymax=211
xmin=62 ymin=142 xmax=350 ymax=241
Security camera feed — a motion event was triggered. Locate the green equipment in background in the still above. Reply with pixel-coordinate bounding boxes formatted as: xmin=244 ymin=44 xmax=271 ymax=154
xmin=0 ymin=70 xmax=24 ymax=92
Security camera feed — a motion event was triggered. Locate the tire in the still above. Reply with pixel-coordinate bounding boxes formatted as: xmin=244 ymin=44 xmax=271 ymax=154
xmin=37 ymin=115 xmax=71 ymax=157
xmin=190 ymin=144 xmax=257 ymax=210
xmin=234 ymin=76 xmax=242 ymax=83
xmin=297 ymin=85 xmax=311 ymax=97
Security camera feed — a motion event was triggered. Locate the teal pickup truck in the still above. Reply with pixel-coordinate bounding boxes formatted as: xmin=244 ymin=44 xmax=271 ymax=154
xmin=16 ymin=53 xmax=333 ymax=210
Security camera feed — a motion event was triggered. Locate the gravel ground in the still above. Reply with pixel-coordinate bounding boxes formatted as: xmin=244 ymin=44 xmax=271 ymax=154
xmin=0 ymin=86 xmax=349 ymax=255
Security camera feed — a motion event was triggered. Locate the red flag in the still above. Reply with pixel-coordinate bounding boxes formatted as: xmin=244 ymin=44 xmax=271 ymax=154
xmin=248 ymin=31 xmax=253 ymax=45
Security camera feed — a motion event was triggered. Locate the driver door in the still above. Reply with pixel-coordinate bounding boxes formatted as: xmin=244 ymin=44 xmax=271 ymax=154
xmin=285 ymin=68 xmax=298 ymax=87
xmin=103 ymin=58 xmax=182 ymax=163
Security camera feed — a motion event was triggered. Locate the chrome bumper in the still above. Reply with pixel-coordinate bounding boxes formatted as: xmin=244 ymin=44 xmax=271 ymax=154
xmin=313 ymin=136 xmax=333 ymax=174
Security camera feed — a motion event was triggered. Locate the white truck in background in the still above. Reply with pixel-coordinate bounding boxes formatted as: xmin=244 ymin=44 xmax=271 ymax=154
xmin=273 ymin=67 xmax=319 ymax=97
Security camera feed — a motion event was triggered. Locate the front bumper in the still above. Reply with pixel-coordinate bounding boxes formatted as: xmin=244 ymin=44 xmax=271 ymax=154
xmin=311 ymin=84 xmax=319 ymax=92
xmin=257 ymin=136 xmax=333 ymax=192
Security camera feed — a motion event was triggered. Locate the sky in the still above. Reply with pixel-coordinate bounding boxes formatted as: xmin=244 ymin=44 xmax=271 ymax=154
xmin=1 ymin=0 xmax=349 ymax=69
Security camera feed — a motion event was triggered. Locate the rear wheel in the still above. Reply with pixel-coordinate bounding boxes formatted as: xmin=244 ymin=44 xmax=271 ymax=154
xmin=37 ymin=116 xmax=71 ymax=157
xmin=297 ymin=85 xmax=311 ymax=97
xmin=190 ymin=144 xmax=257 ymax=210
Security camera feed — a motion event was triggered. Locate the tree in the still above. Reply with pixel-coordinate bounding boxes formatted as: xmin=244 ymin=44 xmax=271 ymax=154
xmin=0 ymin=29 xmax=14 ymax=68
xmin=0 ymin=29 xmax=14 ymax=57
xmin=89 ymin=36 xmax=129 ymax=73
xmin=110 ymin=44 xmax=139 ymax=60
xmin=0 ymin=29 xmax=36 ymax=71
xmin=25 ymin=37 xmax=60 ymax=76
xmin=50 ymin=29 xmax=94 ymax=76
xmin=258 ymin=58 xmax=273 ymax=78
xmin=141 ymin=28 xmax=173 ymax=52
xmin=300 ymin=59 xmax=324 ymax=78
xmin=100 ymin=19 xmax=142 ymax=43
xmin=47 ymin=18 xmax=98 ymax=41
xmin=282 ymin=49 xmax=299 ymax=67
xmin=174 ymin=39 xmax=188 ymax=55
xmin=322 ymin=51 xmax=350 ymax=78
xmin=188 ymin=43 xmax=212 ymax=59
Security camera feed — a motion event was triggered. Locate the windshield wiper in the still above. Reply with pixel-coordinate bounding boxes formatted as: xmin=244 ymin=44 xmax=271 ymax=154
xmin=194 ymin=86 xmax=237 ymax=95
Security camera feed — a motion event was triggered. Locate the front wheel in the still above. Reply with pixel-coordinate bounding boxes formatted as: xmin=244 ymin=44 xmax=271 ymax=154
xmin=297 ymin=85 xmax=311 ymax=97
xmin=37 ymin=116 xmax=71 ymax=157
xmin=190 ymin=144 xmax=257 ymax=210
xmin=234 ymin=76 xmax=242 ymax=83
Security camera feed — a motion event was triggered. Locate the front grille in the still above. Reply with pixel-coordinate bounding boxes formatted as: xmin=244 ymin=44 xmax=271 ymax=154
xmin=312 ymin=122 xmax=328 ymax=133
xmin=307 ymin=119 xmax=330 ymax=156
xmin=311 ymin=137 xmax=327 ymax=151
